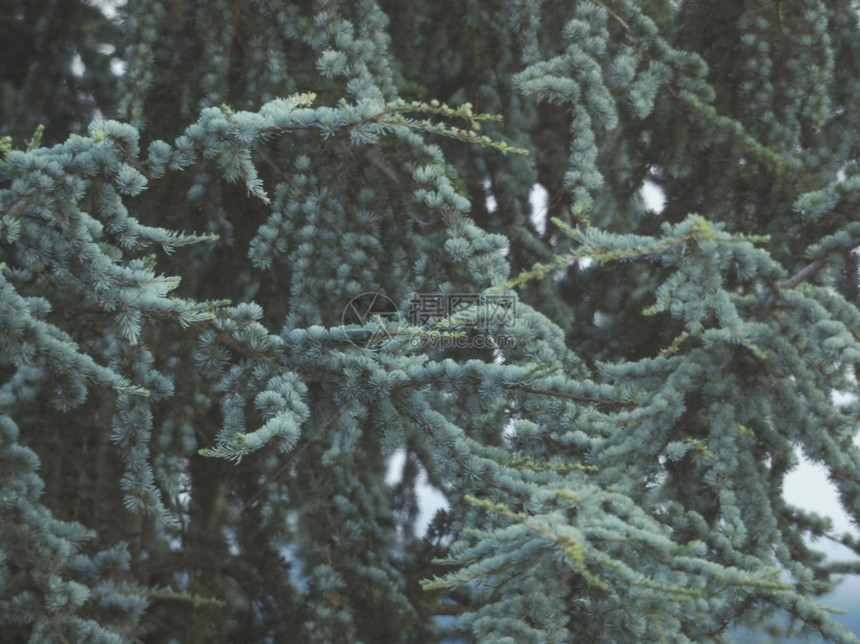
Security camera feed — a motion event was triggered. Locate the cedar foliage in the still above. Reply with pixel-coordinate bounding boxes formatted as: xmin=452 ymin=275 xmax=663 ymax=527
xmin=2 ymin=1 xmax=860 ymax=642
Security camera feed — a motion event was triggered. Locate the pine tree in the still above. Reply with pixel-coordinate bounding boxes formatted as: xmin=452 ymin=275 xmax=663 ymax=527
xmin=2 ymin=1 xmax=860 ymax=642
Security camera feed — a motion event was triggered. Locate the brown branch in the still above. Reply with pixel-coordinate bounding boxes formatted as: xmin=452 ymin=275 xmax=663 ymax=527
xmin=778 ymin=255 xmax=830 ymax=291
xmin=214 ymin=330 xmax=280 ymax=368
xmin=764 ymin=239 xmax=860 ymax=315
xmin=7 ymin=197 xmax=28 ymax=218
xmin=588 ymin=0 xmax=633 ymax=34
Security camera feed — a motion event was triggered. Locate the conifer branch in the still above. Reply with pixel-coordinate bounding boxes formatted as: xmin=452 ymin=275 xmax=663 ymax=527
xmin=513 ymin=384 xmax=633 ymax=409
xmin=764 ymin=237 xmax=860 ymax=314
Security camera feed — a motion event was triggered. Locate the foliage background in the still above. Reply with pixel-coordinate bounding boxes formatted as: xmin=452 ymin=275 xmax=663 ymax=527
xmin=2 ymin=0 xmax=860 ymax=642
